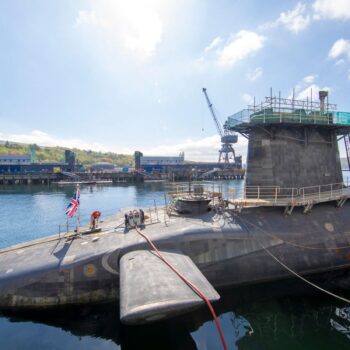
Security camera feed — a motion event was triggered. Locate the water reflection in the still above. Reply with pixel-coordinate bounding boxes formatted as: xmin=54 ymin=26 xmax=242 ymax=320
xmin=0 ymin=182 xmax=172 ymax=249
xmin=1 ymin=278 xmax=350 ymax=350
xmin=191 ymin=312 xmax=253 ymax=350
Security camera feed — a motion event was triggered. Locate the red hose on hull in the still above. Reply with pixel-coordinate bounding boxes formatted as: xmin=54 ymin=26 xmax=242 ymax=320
xmin=134 ymin=226 xmax=228 ymax=350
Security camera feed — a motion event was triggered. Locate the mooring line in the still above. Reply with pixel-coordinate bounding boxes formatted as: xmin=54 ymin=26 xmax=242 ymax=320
xmin=239 ymin=217 xmax=350 ymax=304
xmin=239 ymin=216 xmax=350 ymax=251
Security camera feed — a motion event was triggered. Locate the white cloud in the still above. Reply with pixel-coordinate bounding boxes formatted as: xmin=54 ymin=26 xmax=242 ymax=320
xmin=303 ymin=75 xmax=317 ymax=84
xmin=335 ymin=58 xmax=346 ymax=66
xmin=197 ymin=31 xmax=265 ymax=69
xmin=276 ymin=2 xmax=310 ymax=33
xmin=75 ymin=10 xmax=107 ymax=27
xmin=261 ymin=2 xmax=310 ymax=33
xmin=242 ymin=93 xmax=254 ymax=105
xmin=75 ymin=2 xmax=163 ymax=57
xmin=145 ymin=134 xmax=248 ymax=162
xmin=287 ymin=75 xmax=331 ymax=101
xmin=122 ymin=8 xmax=162 ymax=56
xmin=328 ymin=39 xmax=350 ymax=79
xmin=217 ymin=31 xmax=266 ymax=66
xmin=293 ymin=84 xmax=331 ymax=100
xmin=0 ymin=130 xmax=120 ymax=153
xmin=328 ymin=39 xmax=350 ymax=60
xmin=247 ymin=67 xmax=263 ymax=81
xmin=204 ymin=36 xmax=223 ymax=53
xmin=313 ymin=0 xmax=350 ymax=20
xmin=260 ymin=1 xmax=350 ymax=36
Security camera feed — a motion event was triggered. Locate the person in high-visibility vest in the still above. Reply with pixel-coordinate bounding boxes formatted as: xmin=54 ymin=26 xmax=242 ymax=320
xmin=90 ymin=211 xmax=101 ymax=229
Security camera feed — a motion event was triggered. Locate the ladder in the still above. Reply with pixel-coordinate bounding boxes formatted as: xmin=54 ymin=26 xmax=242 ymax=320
xmin=345 ymin=135 xmax=350 ymax=170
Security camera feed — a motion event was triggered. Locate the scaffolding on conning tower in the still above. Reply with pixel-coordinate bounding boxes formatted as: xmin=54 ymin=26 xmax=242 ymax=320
xmin=223 ymin=88 xmax=350 ymax=214
xmin=225 ymin=88 xmax=350 ymax=136
xmin=226 ymin=88 xmax=350 ymax=169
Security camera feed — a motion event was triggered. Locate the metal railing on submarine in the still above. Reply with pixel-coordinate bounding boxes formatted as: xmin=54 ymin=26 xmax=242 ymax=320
xmin=228 ymin=181 xmax=350 ymax=209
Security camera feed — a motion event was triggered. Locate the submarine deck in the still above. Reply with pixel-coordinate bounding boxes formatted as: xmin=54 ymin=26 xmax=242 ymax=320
xmin=1 ymin=199 xmax=350 ymax=313
xmin=1 ymin=198 xmax=350 ymax=277
xmin=0 ymin=207 xmax=245 ymax=284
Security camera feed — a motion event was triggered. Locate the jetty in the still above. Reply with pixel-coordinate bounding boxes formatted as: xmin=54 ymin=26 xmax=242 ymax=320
xmin=0 ymin=171 xmax=144 ymax=185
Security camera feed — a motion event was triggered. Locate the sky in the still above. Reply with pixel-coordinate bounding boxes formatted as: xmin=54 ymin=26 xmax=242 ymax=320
xmin=0 ymin=0 xmax=350 ymax=161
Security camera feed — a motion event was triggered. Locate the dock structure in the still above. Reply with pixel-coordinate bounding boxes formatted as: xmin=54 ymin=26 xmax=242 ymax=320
xmin=0 ymin=169 xmax=243 ymax=186
xmin=167 ymin=165 xmax=245 ymax=182
xmin=0 ymin=171 xmax=144 ymax=185
xmin=0 ymin=173 xmax=59 ymax=185
xmin=76 ymin=172 xmax=144 ymax=183
xmin=225 ymin=90 xmax=350 ymax=213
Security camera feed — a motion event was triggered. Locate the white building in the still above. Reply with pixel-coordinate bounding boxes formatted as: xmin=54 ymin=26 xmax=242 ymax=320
xmin=0 ymin=154 xmax=31 ymax=165
xmin=140 ymin=154 xmax=185 ymax=166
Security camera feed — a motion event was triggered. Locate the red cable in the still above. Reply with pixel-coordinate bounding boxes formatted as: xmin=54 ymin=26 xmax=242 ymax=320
xmin=135 ymin=227 xmax=228 ymax=350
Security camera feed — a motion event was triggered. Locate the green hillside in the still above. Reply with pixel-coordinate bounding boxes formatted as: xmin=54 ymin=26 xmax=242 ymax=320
xmin=0 ymin=141 xmax=133 ymax=167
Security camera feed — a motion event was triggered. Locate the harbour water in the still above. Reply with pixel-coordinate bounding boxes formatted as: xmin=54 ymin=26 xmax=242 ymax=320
xmin=0 ymin=182 xmax=349 ymax=350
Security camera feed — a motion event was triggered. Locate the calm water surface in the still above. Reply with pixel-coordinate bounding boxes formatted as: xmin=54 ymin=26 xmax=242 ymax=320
xmin=0 ymin=181 xmax=349 ymax=350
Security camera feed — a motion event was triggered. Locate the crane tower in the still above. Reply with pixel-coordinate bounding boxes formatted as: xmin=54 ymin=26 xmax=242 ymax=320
xmin=202 ymin=88 xmax=238 ymax=164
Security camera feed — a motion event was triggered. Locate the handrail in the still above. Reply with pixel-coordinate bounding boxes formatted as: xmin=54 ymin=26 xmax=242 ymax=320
xmin=227 ymin=108 xmax=350 ymax=127
xmin=231 ymin=182 xmax=350 ymax=206
xmin=167 ymin=182 xmax=224 ymax=197
xmin=299 ymin=182 xmax=346 ymax=202
xmin=243 ymin=186 xmax=298 ymax=203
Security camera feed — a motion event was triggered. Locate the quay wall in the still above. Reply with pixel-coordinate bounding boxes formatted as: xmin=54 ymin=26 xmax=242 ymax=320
xmin=0 ymin=168 xmax=245 ymax=185
xmin=0 ymin=172 xmax=144 ymax=185
xmin=77 ymin=172 xmax=144 ymax=183
xmin=0 ymin=174 xmax=59 ymax=185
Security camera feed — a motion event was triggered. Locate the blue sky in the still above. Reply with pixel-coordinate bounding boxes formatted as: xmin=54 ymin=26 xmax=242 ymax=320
xmin=0 ymin=0 xmax=350 ymax=160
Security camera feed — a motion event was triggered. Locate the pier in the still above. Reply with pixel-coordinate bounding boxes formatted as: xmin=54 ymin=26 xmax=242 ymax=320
xmin=0 ymin=171 xmax=144 ymax=185
xmin=77 ymin=172 xmax=144 ymax=183
xmin=0 ymin=173 xmax=59 ymax=185
xmin=0 ymin=168 xmax=244 ymax=185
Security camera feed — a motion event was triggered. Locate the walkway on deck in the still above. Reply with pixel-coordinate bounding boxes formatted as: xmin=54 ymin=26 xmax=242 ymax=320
xmin=228 ymin=183 xmax=350 ymax=212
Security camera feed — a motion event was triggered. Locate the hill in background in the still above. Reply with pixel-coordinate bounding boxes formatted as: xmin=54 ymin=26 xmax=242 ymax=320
xmin=0 ymin=141 xmax=133 ymax=168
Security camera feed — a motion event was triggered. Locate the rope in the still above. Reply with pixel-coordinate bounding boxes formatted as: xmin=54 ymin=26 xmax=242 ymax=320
xmin=258 ymin=240 xmax=350 ymax=304
xmin=134 ymin=226 xmax=228 ymax=350
xmin=239 ymin=218 xmax=350 ymax=304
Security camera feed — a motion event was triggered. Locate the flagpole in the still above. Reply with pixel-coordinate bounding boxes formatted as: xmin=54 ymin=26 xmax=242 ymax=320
xmin=76 ymin=184 xmax=80 ymax=233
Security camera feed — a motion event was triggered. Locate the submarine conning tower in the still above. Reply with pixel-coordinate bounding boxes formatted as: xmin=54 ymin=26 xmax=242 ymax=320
xmin=225 ymin=90 xmax=350 ymax=202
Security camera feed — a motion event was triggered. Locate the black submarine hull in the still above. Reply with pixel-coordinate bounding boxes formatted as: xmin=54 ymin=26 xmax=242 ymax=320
xmin=0 ymin=201 xmax=349 ymax=312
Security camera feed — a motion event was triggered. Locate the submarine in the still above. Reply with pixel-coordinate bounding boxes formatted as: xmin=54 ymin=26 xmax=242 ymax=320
xmin=1 ymin=90 xmax=350 ymax=326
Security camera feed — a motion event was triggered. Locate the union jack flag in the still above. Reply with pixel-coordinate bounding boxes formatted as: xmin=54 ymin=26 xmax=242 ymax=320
xmin=65 ymin=189 xmax=80 ymax=217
